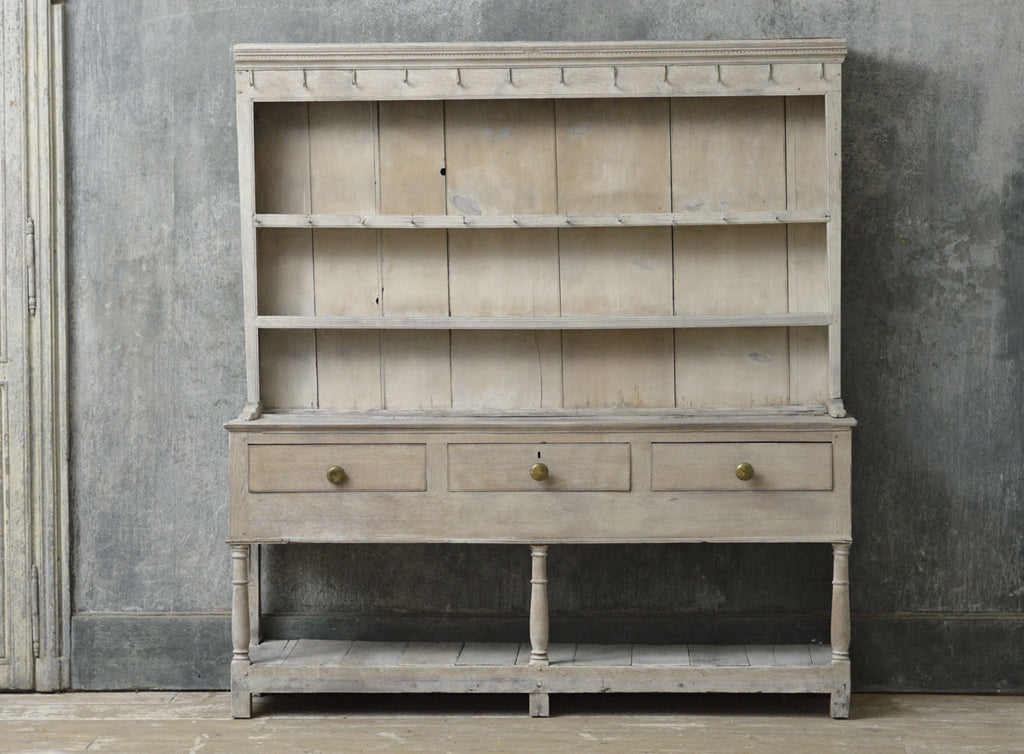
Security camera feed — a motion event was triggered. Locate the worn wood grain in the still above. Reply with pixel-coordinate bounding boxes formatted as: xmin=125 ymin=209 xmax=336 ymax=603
xmin=233 ymin=41 xmax=852 ymax=718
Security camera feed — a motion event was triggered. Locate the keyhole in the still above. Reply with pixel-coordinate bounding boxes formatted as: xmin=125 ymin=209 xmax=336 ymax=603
xmin=537 ymin=452 xmax=541 ymax=458
xmin=439 ymin=167 xmax=446 ymax=176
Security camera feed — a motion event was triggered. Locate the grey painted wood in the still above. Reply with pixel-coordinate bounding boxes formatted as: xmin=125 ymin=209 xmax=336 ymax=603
xmin=399 ymin=642 xmax=462 ymax=666
xmin=631 ymin=645 xmax=691 ymax=666
xmin=689 ymin=645 xmax=750 ymax=667
xmin=456 ymin=643 xmax=520 ymax=666
xmin=0 ymin=0 xmax=69 ymax=692
xmin=342 ymin=641 xmax=408 ymax=666
xmin=0 ymin=0 xmax=32 ymax=691
xmin=572 ymin=644 xmax=632 ymax=666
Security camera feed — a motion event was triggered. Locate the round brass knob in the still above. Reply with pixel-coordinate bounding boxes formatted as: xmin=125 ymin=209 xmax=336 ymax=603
xmin=735 ymin=462 xmax=754 ymax=481
xmin=326 ymin=465 xmax=347 ymax=485
xmin=530 ymin=462 xmax=549 ymax=481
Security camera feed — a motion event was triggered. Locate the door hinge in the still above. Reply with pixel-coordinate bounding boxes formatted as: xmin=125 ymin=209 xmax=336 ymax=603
xmin=30 ymin=565 xmax=41 ymax=659
xmin=26 ymin=217 xmax=37 ymax=316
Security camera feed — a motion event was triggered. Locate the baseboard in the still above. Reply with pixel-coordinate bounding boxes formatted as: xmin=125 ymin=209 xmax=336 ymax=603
xmin=852 ymin=614 xmax=1024 ymax=692
xmin=71 ymin=613 xmax=230 ymax=690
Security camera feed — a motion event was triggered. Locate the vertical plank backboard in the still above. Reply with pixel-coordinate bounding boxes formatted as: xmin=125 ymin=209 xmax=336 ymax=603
xmin=308 ymin=102 xmax=377 ymax=214
xmin=782 ymin=93 xmax=831 ymax=356
xmin=825 ymin=90 xmax=843 ymax=406
xmin=256 ymin=229 xmax=314 ymax=316
xmin=311 ymin=229 xmax=380 ymax=316
xmin=307 ymin=104 xmax=380 ymax=408
xmin=379 ymin=103 xmax=447 ymax=312
xmin=786 ymin=96 xmax=830 ymax=406
xmin=563 ymin=331 xmax=675 ymax=408
xmin=785 ymin=97 xmax=827 ymax=211
xmin=377 ymin=103 xmax=448 ymax=408
xmin=786 ymin=224 xmax=828 ymax=313
xmin=675 ymin=328 xmax=790 ymax=408
xmin=449 ymin=229 xmax=560 ymax=316
xmin=674 ymin=226 xmax=788 ymax=315
xmin=556 ymin=98 xmax=671 ymax=213
xmin=382 ymin=331 xmax=452 ymax=409
xmin=254 ymin=103 xmax=310 ymax=214
xmin=445 ymin=100 xmax=557 ymax=215
xmin=259 ymin=330 xmax=318 ymax=409
xmin=671 ymin=98 xmax=785 ymax=212
xmin=381 ymin=230 xmax=449 ymax=316
xmin=789 ymin=327 xmax=829 ymax=405
xmin=560 ymin=228 xmax=673 ymax=316
xmin=451 ymin=331 xmax=562 ymax=409
xmin=316 ymin=330 xmax=382 ymax=409
xmin=378 ymin=101 xmax=446 ymax=214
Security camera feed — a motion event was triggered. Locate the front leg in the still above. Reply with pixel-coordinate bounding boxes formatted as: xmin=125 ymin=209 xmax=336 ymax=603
xmin=829 ymin=542 xmax=851 ymax=719
xmin=231 ymin=544 xmax=253 ymax=719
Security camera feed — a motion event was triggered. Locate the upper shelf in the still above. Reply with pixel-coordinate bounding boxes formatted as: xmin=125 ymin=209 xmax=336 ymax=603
xmin=254 ymin=210 xmax=829 ymax=230
xmin=255 ymin=313 xmax=833 ymax=330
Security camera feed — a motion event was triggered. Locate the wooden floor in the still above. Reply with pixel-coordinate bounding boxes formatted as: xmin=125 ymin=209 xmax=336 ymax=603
xmin=0 ymin=692 xmax=1020 ymax=752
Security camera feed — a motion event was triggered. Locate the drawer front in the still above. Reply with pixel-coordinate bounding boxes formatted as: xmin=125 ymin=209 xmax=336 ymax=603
xmin=448 ymin=443 xmax=630 ymax=492
xmin=248 ymin=444 xmax=427 ymax=492
xmin=651 ymin=442 xmax=832 ymax=491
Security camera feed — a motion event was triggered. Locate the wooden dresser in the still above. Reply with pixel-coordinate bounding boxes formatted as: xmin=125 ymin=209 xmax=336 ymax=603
xmin=226 ymin=39 xmax=854 ymax=718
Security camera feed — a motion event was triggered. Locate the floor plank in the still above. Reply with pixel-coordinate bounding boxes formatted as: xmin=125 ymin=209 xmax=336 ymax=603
xmin=0 ymin=694 xmax=1021 ymax=753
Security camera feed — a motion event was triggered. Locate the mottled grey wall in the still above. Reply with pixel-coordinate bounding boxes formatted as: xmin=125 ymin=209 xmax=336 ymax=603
xmin=67 ymin=1 xmax=1024 ymax=691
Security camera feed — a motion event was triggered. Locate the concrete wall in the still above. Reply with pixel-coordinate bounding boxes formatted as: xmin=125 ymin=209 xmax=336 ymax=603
xmin=67 ymin=1 xmax=1024 ymax=691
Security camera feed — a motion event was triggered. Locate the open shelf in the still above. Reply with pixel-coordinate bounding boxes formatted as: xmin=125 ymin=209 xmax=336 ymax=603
xmin=254 ymin=313 xmax=833 ymax=330
xmin=254 ymin=210 xmax=830 ymax=229
xmin=245 ymin=640 xmax=840 ymax=696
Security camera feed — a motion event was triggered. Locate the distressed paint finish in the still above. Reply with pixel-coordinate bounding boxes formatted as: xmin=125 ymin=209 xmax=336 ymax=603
xmin=2 ymin=0 xmax=68 ymax=691
xmin=0 ymin=0 xmax=29 ymax=688
xmin=66 ymin=1 xmax=1024 ymax=691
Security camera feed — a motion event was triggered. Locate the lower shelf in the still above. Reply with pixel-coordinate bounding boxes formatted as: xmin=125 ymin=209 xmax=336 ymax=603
xmin=236 ymin=640 xmax=846 ymax=700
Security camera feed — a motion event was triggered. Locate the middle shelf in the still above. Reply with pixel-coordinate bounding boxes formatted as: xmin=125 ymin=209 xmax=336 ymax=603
xmin=254 ymin=210 xmax=830 ymax=229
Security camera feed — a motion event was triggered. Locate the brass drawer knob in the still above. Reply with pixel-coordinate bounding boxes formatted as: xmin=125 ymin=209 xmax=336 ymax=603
xmin=326 ymin=465 xmax=347 ymax=485
xmin=735 ymin=462 xmax=754 ymax=481
xmin=530 ymin=462 xmax=549 ymax=481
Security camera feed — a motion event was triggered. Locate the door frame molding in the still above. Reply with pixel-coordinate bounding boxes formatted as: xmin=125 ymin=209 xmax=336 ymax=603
xmin=1 ymin=0 xmax=69 ymax=690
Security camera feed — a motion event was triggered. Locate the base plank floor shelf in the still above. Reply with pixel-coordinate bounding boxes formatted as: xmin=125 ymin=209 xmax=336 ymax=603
xmin=228 ymin=39 xmax=854 ymax=719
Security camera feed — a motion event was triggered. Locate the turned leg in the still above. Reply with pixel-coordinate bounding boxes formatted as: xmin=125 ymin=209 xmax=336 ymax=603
xmin=830 ymin=542 xmax=851 ymax=719
xmin=528 ymin=545 xmax=550 ymax=718
xmin=529 ymin=545 xmax=549 ymax=666
xmin=231 ymin=545 xmax=253 ymax=719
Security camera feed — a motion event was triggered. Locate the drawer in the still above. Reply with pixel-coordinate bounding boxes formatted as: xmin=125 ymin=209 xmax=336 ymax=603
xmin=248 ymin=444 xmax=427 ymax=492
xmin=448 ymin=443 xmax=630 ymax=492
xmin=651 ymin=442 xmax=832 ymax=491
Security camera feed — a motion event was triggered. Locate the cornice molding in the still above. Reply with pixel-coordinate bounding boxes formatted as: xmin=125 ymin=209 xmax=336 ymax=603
xmin=234 ymin=39 xmax=847 ymax=70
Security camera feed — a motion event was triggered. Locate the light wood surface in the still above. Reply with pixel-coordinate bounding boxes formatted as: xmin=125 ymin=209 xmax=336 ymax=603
xmin=445 ymin=99 xmax=557 ymax=215
xmin=555 ymin=98 xmax=670 ymax=213
xmin=254 ymin=209 xmax=830 ymax=228
xmin=447 ymin=442 xmax=630 ymax=491
xmin=650 ymin=441 xmax=833 ymax=491
xmin=248 ymin=443 xmax=426 ymax=492
xmin=232 ymin=39 xmax=852 ymax=719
